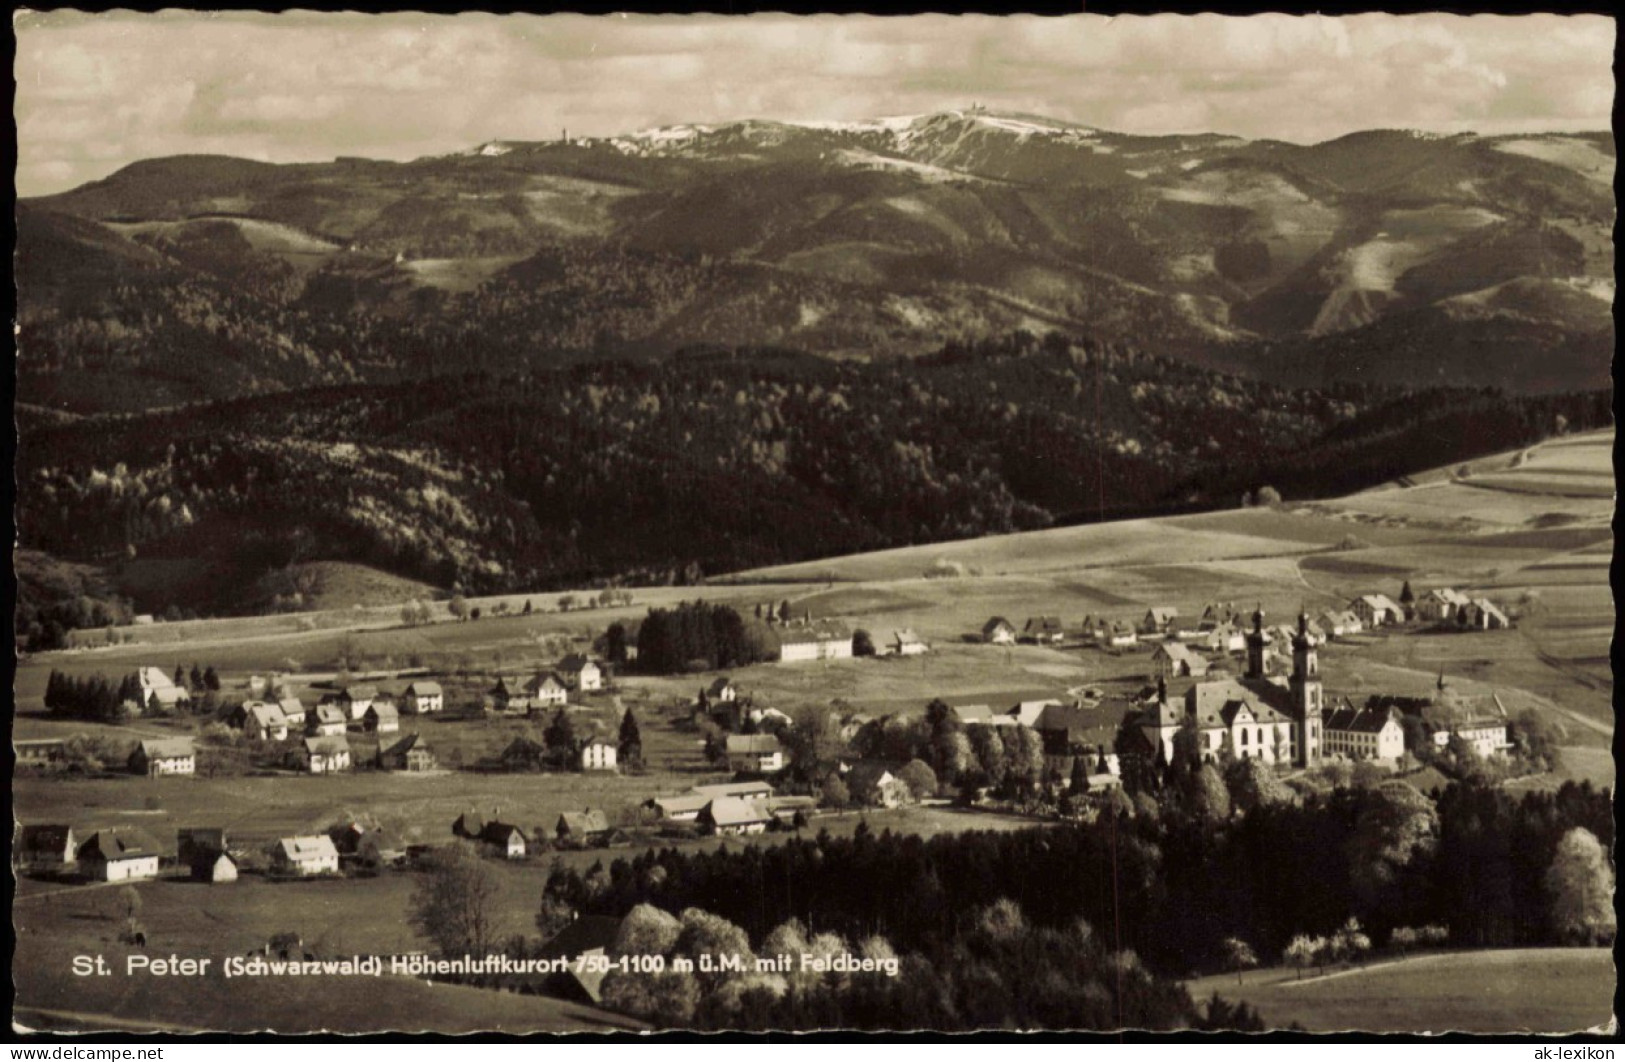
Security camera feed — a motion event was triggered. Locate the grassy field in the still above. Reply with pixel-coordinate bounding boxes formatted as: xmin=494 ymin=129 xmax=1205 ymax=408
xmin=13 ymin=934 xmax=644 ymax=1034
xmin=1185 ymin=948 xmax=1615 ymax=1033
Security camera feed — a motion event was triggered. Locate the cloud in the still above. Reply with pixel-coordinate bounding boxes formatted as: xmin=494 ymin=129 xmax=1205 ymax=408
xmin=14 ymin=12 xmax=1615 ymax=196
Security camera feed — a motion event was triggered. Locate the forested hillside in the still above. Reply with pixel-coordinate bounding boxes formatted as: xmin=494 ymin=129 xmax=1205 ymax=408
xmin=16 ymin=335 xmax=1608 ymax=640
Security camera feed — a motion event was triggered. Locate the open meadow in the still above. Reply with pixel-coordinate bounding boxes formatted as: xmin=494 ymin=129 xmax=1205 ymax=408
xmin=1184 ymin=948 xmax=1615 ymax=1034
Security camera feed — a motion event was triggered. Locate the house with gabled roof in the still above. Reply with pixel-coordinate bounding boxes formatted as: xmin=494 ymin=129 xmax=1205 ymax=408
xmin=307 ymin=703 xmax=347 ymax=736
xmin=846 ymin=763 xmax=910 ymax=808
xmin=1151 ymin=641 xmax=1209 ymax=680
xmin=1023 ymin=616 xmax=1065 ymax=644
xmin=1140 ymin=607 xmax=1180 ymax=636
xmin=556 ymin=809 xmax=612 ymax=845
xmin=237 ymin=701 xmax=289 ymax=742
xmin=129 ymin=737 xmax=196 ymax=777
xmin=138 ymin=667 xmax=191 ymax=712
xmin=580 ymin=739 xmax=618 ymax=772
xmin=77 ymin=830 xmax=161 ymax=881
xmin=982 ymin=617 xmax=1017 ymax=645
xmin=401 ymin=681 xmax=444 ymax=714
xmin=697 ymin=797 xmax=773 ymax=836
xmin=1468 ymin=598 xmax=1510 ymax=630
xmin=1104 ymin=622 xmax=1138 ymax=648
xmin=1417 ymin=587 xmax=1472 ymax=623
xmin=557 ymin=655 xmax=603 ymax=692
xmin=1351 ymin=594 xmax=1403 ymax=628
xmin=378 ymin=732 xmax=436 ymax=772
xmin=778 ymin=619 xmax=854 ymax=662
xmin=363 ymin=701 xmax=400 ymax=734
xmin=707 ymin=676 xmax=740 ymax=702
xmin=1323 ymin=701 xmax=1405 ymax=762
xmin=296 ymin=735 xmax=351 ymax=774
xmin=488 ymin=677 xmax=529 ymax=714
xmin=277 ymin=697 xmax=307 ymax=727
xmin=950 ymin=703 xmax=1017 ymax=727
xmin=17 ymin=824 xmax=76 ymax=869
xmin=891 ymin=628 xmax=929 ymax=656
xmin=525 ymin=671 xmax=569 ymax=707
xmin=538 ymin=916 xmax=624 ymax=1004
xmin=726 ymin=733 xmax=784 ymax=773
xmin=337 ymin=684 xmax=378 ymax=721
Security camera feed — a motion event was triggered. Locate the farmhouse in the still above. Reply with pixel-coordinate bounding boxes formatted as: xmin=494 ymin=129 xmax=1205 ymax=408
xmin=137 ymin=667 xmax=191 ymax=712
xmin=707 ymin=677 xmax=740 ymax=703
xmin=558 ymin=655 xmax=603 ymax=693
xmin=129 ymin=737 xmax=196 ymax=777
xmin=401 ymin=681 xmax=444 ymax=714
xmin=1434 ymin=718 xmax=1513 ymax=759
xmin=277 ymin=698 xmax=307 ymax=728
xmin=76 ymin=830 xmax=161 ymax=882
xmin=538 ymin=916 xmax=623 ymax=1004
xmin=580 ymin=739 xmax=618 ymax=772
xmin=1151 ymin=641 xmax=1210 ymax=680
xmin=1467 ymin=599 xmax=1510 ymax=630
xmin=15 ymin=739 xmax=65 ymax=769
xmin=363 ymin=701 xmax=401 ymax=734
xmin=1323 ymin=702 xmax=1406 ymax=762
xmin=1010 ymin=699 xmax=1064 ymax=728
xmin=726 ymin=733 xmax=784 ymax=773
xmin=1140 ymin=607 xmax=1179 ymax=636
xmin=693 ymin=780 xmax=776 ymax=800
xmin=950 ymin=703 xmax=1017 ymax=727
xmin=1024 ymin=616 xmax=1065 ymax=644
xmin=648 ymin=793 xmax=711 ymax=822
xmin=556 ymin=809 xmax=611 ymax=845
xmin=16 ymin=824 xmax=76 ymax=869
xmin=237 ymin=701 xmax=289 ymax=741
xmin=1351 ymin=594 xmax=1403 ymax=628
xmin=778 ymin=619 xmax=854 ymax=662
xmin=982 ymin=617 xmax=1017 ymax=645
xmin=308 ymin=704 xmax=347 ymax=737
xmin=500 ymin=736 xmax=547 ymax=771
xmin=846 ymin=763 xmax=911 ymax=808
xmin=489 ymin=677 xmax=529 ymax=714
xmin=296 ymin=735 xmax=352 ymax=774
xmin=269 ymin=835 xmax=340 ymax=877
xmin=378 ymin=732 xmax=436 ymax=772
xmin=176 ymin=827 xmax=227 ymax=867
xmin=1031 ymin=702 xmax=1127 ymax=775
xmin=1417 ymin=588 xmax=1473 ymax=623
xmin=526 ymin=672 xmax=569 ymax=707
xmin=481 ymin=823 xmax=529 ymax=860
xmin=337 ymin=684 xmax=378 ymax=721
xmin=330 ymin=823 xmax=399 ymax=869
xmin=1104 ymin=622 xmax=1138 ymax=648
xmin=192 ymin=850 xmax=239 ymax=884
xmin=698 ymin=797 xmax=772 ymax=836
xmin=892 ymin=628 xmax=929 ymax=656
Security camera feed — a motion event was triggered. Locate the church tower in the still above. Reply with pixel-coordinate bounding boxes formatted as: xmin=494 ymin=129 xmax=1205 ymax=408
xmin=1246 ymin=603 xmax=1267 ymax=679
xmin=1289 ymin=609 xmax=1323 ymax=763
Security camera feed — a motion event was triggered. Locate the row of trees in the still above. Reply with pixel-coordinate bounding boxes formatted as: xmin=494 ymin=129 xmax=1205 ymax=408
xmin=43 ymin=670 xmax=148 ymax=722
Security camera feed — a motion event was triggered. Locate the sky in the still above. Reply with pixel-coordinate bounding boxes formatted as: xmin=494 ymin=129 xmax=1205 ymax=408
xmin=14 ymin=11 xmax=1617 ymax=196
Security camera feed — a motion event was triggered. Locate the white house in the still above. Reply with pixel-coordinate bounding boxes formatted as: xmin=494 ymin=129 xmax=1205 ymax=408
xmin=982 ymin=617 xmax=1017 ymax=645
xmin=129 ymin=737 xmax=196 ymax=777
xmin=526 ymin=672 xmax=570 ymax=707
xmin=1434 ymin=718 xmax=1512 ymax=759
xmin=239 ymin=701 xmax=289 ymax=742
xmin=298 ymin=736 xmax=352 ymax=774
xmin=580 ymin=739 xmax=618 ymax=772
xmin=892 ymin=629 xmax=929 ymax=656
xmin=698 ymin=797 xmax=772 ymax=836
xmin=1468 ymin=599 xmax=1510 ymax=630
xmin=1151 ymin=642 xmax=1209 ymax=679
xmin=270 ymin=835 xmax=340 ymax=877
xmin=1323 ymin=703 xmax=1406 ymax=762
xmin=558 ymin=655 xmax=603 ymax=693
xmin=337 ymin=684 xmax=378 ymax=721
xmin=1024 ymin=616 xmax=1065 ymax=644
xmin=1417 ymin=588 xmax=1472 ymax=623
xmin=777 ymin=620 xmax=853 ymax=662
xmin=137 ymin=667 xmax=191 ymax=712
xmin=363 ymin=701 xmax=401 ymax=734
xmin=1351 ymin=595 xmax=1403 ymax=628
xmin=76 ymin=831 xmax=161 ymax=882
xmin=401 ymin=681 xmax=444 ymax=714
xmin=307 ymin=704 xmax=347 ymax=737
xmin=725 ymin=733 xmax=785 ymax=773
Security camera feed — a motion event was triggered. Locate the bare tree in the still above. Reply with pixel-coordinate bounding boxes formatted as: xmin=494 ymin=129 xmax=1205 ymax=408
xmin=408 ymin=843 xmax=500 ymax=959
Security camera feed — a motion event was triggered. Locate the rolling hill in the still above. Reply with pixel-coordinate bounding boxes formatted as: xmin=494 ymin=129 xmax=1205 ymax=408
xmin=17 ymin=112 xmax=1614 ymax=413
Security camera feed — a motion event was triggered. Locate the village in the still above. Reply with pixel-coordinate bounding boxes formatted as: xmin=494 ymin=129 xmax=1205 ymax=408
xmin=15 ymin=579 xmax=1531 ymax=897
